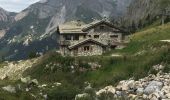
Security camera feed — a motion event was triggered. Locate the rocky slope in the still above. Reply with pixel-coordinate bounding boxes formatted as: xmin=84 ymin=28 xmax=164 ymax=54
xmin=0 ymin=7 xmax=16 ymax=38
xmin=0 ymin=58 xmax=38 ymax=80
xmin=75 ymin=65 xmax=170 ymax=100
xmin=0 ymin=7 xmax=15 ymax=23
xmin=0 ymin=0 xmax=132 ymax=60
xmin=124 ymin=0 xmax=170 ymax=26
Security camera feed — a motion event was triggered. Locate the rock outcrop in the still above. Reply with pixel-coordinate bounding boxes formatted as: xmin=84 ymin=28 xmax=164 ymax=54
xmin=96 ymin=72 xmax=170 ymax=99
xmin=0 ymin=58 xmax=38 ymax=80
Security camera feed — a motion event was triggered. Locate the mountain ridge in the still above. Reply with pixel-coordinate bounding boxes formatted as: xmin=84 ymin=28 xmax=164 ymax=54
xmin=0 ymin=0 xmax=132 ymax=60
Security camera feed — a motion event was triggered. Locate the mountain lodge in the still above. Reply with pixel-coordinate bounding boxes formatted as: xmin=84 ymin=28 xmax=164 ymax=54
xmin=58 ymin=20 xmax=126 ymax=56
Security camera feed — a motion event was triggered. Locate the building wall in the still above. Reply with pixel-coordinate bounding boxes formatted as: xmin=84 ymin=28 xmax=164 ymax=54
xmin=70 ymin=42 xmax=105 ymax=56
xmin=60 ymin=46 xmax=70 ymax=56
xmin=59 ymin=23 xmax=123 ymax=56
xmin=86 ymin=24 xmax=122 ymax=44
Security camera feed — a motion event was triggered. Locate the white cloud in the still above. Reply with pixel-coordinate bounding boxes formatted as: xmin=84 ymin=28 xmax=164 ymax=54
xmin=0 ymin=0 xmax=40 ymax=12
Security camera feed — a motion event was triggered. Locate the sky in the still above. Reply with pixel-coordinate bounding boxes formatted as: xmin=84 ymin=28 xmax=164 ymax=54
xmin=0 ymin=0 xmax=40 ymax=12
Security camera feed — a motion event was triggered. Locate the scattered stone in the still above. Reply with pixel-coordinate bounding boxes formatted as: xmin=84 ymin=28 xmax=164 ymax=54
xmin=41 ymin=84 xmax=47 ymax=87
xmin=21 ymin=77 xmax=31 ymax=83
xmin=96 ymin=86 xmax=116 ymax=96
xmin=54 ymin=82 xmax=61 ymax=86
xmin=153 ymin=64 xmax=165 ymax=71
xmin=84 ymin=82 xmax=92 ymax=90
xmin=75 ymin=93 xmax=89 ymax=100
xmin=2 ymin=85 xmax=16 ymax=93
xmin=31 ymin=79 xmax=39 ymax=85
xmin=95 ymin=72 xmax=170 ymax=99
xmin=0 ymin=59 xmax=38 ymax=80
xmin=136 ymin=88 xmax=144 ymax=95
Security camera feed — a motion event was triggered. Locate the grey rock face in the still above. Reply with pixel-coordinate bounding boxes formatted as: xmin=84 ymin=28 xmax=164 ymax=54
xmin=144 ymin=81 xmax=163 ymax=94
xmin=0 ymin=7 xmax=16 ymax=28
xmin=124 ymin=0 xmax=170 ymax=25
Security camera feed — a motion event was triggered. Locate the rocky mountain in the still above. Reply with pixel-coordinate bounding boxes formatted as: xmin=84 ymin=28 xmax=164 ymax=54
xmin=0 ymin=0 xmax=132 ymax=60
xmin=0 ymin=7 xmax=15 ymax=24
xmin=124 ymin=0 xmax=170 ymax=26
xmin=0 ymin=7 xmax=16 ymax=38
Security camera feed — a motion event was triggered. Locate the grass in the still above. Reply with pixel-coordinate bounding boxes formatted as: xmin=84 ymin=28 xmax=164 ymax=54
xmin=1 ymin=23 xmax=170 ymax=99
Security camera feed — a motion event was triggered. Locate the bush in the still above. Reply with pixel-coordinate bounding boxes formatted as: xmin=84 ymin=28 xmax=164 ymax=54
xmin=47 ymin=86 xmax=80 ymax=100
xmin=28 ymin=51 xmax=37 ymax=59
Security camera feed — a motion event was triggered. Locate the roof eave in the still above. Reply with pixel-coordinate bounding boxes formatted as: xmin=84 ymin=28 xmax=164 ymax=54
xmin=69 ymin=39 xmax=107 ymax=50
xmin=60 ymin=32 xmax=87 ymax=34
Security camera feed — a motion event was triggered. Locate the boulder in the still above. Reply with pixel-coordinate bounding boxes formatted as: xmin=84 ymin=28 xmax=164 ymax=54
xmin=54 ymin=82 xmax=61 ymax=86
xmin=161 ymin=86 xmax=170 ymax=94
xmin=96 ymin=86 xmax=116 ymax=96
xmin=75 ymin=93 xmax=89 ymax=100
xmin=142 ymin=94 xmax=148 ymax=99
xmin=31 ymin=79 xmax=39 ymax=85
xmin=136 ymin=88 xmax=144 ymax=95
xmin=115 ymin=91 xmax=122 ymax=97
xmin=166 ymin=93 xmax=170 ymax=99
xmin=148 ymin=92 xmax=161 ymax=100
xmin=128 ymin=94 xmax=137 ymax=99
xmin=2 ymin=85 xmax=16 ymax=93
xmin=144 ymin=81 xmax=163 ymax=94
xmin=21 ymin=77 xmax=31 ymax=83
xmin=153 ymin=64 xmax=165 ymax=71
xmin=117 ymin=80 xmax=135 ymax=91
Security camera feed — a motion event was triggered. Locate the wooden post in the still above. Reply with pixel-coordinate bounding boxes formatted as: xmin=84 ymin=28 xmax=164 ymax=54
xmin=161 ymin=9 xmax=166 ymax=26
xmin=161 ymin=8 xmax=170 ymax=26
xmin=162 ymin=15 xmax=165 ymax=26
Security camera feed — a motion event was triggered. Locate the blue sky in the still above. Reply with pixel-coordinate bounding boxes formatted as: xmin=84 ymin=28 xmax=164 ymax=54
xmin=0 ymin=0 xmax=40 ymax=12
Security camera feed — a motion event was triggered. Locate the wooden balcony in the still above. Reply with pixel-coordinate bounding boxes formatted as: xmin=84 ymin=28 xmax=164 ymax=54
xmin=60 ymin=40 xmax=70 ymax=46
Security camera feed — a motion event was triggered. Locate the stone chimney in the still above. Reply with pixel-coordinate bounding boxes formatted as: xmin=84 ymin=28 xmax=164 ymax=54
xmin=77 ymin=20 xmax=81 ymax=26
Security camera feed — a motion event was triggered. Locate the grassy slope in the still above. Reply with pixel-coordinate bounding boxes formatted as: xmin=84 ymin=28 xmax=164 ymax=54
xmin=1 ymin=23 xmax=170 ymax=99
xmin=23 ymin=23 xmax=170 ymax=99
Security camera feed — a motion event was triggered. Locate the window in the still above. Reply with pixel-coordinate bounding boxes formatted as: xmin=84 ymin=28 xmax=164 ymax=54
xmin=94 ymin=35 xmax=99 ymax=39
xmin=73 ymin=35 xmax=79 ymax=40
xmin=110 ymin=35 xmax=118 ymax=38
xmin=84 ymin=46 xmax=90 ymax=51
xmin=83 ymin=35 xmax=86 ymax=39
xmin=100 ymin=25 xmax=104 ymax=30
xmin=65 ymin=35 xmax=72 ymax=40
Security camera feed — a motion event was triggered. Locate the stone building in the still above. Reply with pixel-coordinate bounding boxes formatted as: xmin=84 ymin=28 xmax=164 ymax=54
xmin=58 ymin=20 xmax=125 ymax=56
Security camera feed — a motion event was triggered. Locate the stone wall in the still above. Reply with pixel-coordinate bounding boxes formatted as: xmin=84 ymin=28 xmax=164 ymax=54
xmin=86 ymin=24 xmax=123 ymax=44
xmin=70 ymin=42 xmax=104 ymax=56
xmin=60 ymin=24 xmax=123 ymax=46
xmin=59 ymin=23 xmax=123 ymax=56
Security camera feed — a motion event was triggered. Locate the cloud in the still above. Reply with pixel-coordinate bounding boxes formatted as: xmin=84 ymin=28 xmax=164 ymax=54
xmin=0 ymin=0 xmax=39 ymax=12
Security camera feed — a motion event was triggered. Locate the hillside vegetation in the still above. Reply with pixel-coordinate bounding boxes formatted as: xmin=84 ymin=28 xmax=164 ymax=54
xmin=0 ymin=23 xmax=170 ymax=99
xmin=24 ymin=23 xmax=170 ymax=99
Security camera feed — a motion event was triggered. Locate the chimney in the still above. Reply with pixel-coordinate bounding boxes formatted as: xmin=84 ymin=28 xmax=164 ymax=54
xmin=77 ymin=20 xmax=81 ymax=26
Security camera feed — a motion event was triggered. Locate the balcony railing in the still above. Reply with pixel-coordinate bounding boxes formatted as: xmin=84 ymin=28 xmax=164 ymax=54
xmin=60 ymin=40 xmax=70 ymax=46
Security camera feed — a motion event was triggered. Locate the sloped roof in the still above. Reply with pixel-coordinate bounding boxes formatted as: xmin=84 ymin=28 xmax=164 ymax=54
xmin=59 ymin=21 xmax=86 ymax=34
xmin=82 ymin=20 xmax=122 ymax=32
xmin=69 ymin=38 xmax=107 ymax=49
xmin=59 ymin=20 xmax=124 ymax=34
